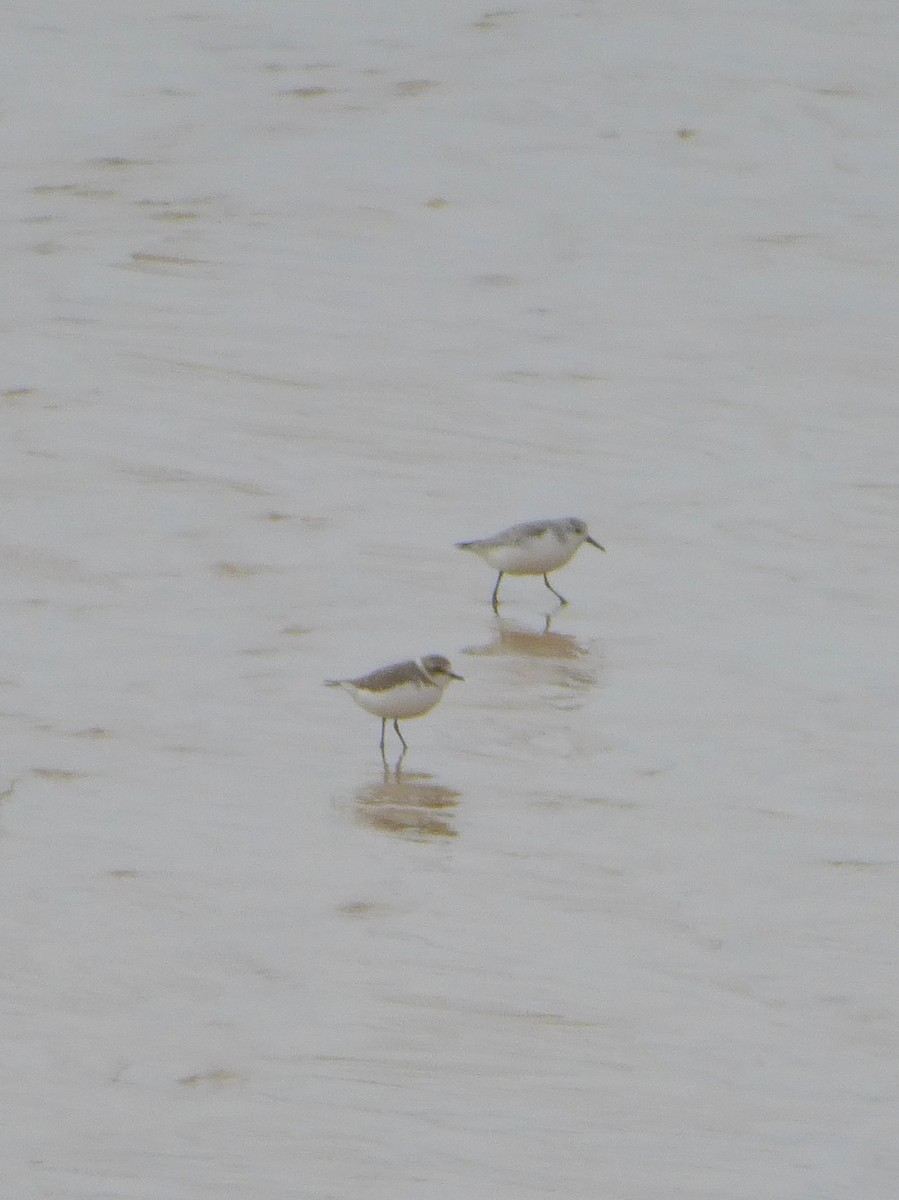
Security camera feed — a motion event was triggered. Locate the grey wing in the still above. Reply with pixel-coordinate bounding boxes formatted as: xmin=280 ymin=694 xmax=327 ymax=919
xmin=458 ymin=521 xmax=532 ymax=549
xmin=497 ymin=519 xmax=555 ymax=544
xmin=350 ymin=660 xmax=426 ymax=691
xmin=458 ymin=519 xmax=559 ymax=549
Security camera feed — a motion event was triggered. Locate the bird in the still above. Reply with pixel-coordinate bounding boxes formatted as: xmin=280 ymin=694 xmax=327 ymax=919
xmin=456 ymin=517 xmax=605 ymax=610
xmin=325 ymin=655 xmax=464 ymax=757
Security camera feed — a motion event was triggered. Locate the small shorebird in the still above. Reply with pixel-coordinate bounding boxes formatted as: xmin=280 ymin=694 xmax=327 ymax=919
xmin=325 ymin=655 xmax=463 ymax=756
xmin=456 ymin=517 xmax=605 ymax=610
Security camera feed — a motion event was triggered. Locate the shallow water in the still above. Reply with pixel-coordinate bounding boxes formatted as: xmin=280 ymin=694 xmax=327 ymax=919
xmin=3 ymin=2 xmax=898 ymax=1197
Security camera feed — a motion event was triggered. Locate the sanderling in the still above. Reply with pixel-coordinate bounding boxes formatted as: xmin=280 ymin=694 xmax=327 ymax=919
xmin=456 ymin=517 xmax=605 ymax=610
xmin=325 ymin=655 xmax=463 ymax=756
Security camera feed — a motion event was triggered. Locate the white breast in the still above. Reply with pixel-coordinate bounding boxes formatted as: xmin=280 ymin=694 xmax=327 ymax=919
xmin=347 ymin=679 xmax=443 ymax=720
xmin=480 ymin=529 xmax=580 ymax=574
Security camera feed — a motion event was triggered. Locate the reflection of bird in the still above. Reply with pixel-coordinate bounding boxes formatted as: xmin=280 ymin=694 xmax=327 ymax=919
xmin=325 ymin=655 xmax=463 ymax=757
xmin=356 ymin=769 xmax=461 ymax=840
xmin=462 ymin=617 xmax=597 ymax=703
xmin=456 ymin=517 xmax=605 ymax=610
xmin=465 ymin=616 xmax=586 ymax=661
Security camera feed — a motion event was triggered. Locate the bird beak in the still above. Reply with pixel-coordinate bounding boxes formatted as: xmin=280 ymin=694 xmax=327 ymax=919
xmin=586 ymin=536 xmax=606 ymax=551
xmin=448 ymin=671 xmax=465 ymax=681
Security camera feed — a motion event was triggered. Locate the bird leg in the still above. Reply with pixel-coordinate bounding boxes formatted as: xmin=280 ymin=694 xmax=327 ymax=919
xmin=543 ymin=574 xmax=567 ymax=605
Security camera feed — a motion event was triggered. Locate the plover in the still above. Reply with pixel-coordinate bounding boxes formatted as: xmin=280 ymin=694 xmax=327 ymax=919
xmin=456 ymin=517 xmax=605 ymax=610
xmin=325 ymin=655 xmax=463 ymax=756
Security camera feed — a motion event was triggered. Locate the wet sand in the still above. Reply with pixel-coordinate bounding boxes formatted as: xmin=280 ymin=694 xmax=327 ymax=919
xmin=3 ymin=3 xmax=898 ymax=1197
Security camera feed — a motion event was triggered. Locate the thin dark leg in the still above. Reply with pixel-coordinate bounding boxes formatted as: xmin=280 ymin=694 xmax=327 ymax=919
xmin=543 ymin=573 xmax=567 ymax=605
xmin=491 ymin=571 xmax=504 ymax=611
xmin=393 ymin=719 xmax=409 ymax=753
xmin=379 ymin=718 xmax=387 ymax=754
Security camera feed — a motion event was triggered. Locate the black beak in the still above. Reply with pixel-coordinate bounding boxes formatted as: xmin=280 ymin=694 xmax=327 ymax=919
xmin=448 ymin=671 xmax=465 ymax=681
xmin=586 ymin=536 xmax=606 ymax=552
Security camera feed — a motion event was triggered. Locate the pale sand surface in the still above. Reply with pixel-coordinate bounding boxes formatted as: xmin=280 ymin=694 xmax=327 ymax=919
xmin=2 ymin=3 xmax=897 ymax=1196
